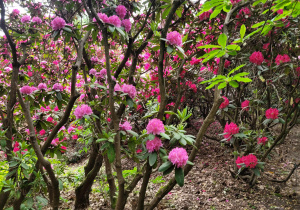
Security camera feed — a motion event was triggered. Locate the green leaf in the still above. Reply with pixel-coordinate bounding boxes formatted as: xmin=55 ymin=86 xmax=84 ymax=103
xmin=162 ymin=6 xmax=172 ymax=19
xmin=21 ymin=162 xmax=29 ymax=170
xmin=227 ymin=45 xmax=240 ymax=51
xmin=251 ymin=21 xmax=265 ymax=28
xmin=198 ymin=45 xmax=222 ymax=49
xmin=176 ymin=46 xmax=186 ymax=58
xmin=167 ymin=46 xmax=173 ymax=54
xmin=149 ymin=152 xmax=157 ymax=166
xmin=160 ymin=132 xmax=170 ymax=140
xmin=210 ymin=5 xmax=223 ymax=20
xmin=126 ymin=97 xmax=134 ymax=108
xmin=229 ymin=81 xmax=239 ymax=88
xmin=56 ymin=92 xmax=62 ymax=101
xmin=175 ymin=167 xmax=184 ymax=187
xmin=158 ymin=161 xmax=173 ymax=172
xmin=218 ymin=82 xmax=227 ymax=89
xmin=253 ymin=168 xmax=261 ymax=177
xmin=108 ymin=26 xmax=115 ymax=33
xmin=63 ymin=27 xmax=72 ymax=33
xmin=107 ymin=143 xmax=115 ymax=163
xmin=36 ymin=196 xmax=48 ymax=206
xmin=218 ymin=34 xmax=227 ymax=48
xmin=127 ymin=130 xmax=139 ymax=137
xmin=163 ymin=164 xmax=174 ymax=175
xmin=148 ymin=134 xmax=155 ymax=140
xmin=116 ymin=27 xmax=126 ymax=37
xmin=187 ymin=160 xmax=194 ymax=166
xmin=228 ymin=64 xmax=246 ymax=76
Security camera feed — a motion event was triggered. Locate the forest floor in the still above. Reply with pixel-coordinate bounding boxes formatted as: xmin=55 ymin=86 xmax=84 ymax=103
xmin=59 ymin=124 xmax=300 ymax=210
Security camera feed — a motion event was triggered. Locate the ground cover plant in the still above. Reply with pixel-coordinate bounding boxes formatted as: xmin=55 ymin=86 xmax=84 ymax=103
xmin=0 ymin=0 xmax=300 ymax=209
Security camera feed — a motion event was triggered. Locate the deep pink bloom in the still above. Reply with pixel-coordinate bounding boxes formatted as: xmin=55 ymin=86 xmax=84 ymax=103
xmin=243 ymin=154 xmax=258 ymax=168
xmin=47 ymin=117 xmax=53 ymax=122
xmin=32 ymin=17 xmax=42 ymax=24
xmin=146 ymin=137 xmax=163 ymax=153
xmin=122 ymin=19 xmax=131 ymax=32
xmin=72 ymin=135 xmax=78 ymax=140
xmin=38 ymin=83 xmax=47 ymax=90
xmin=241 ymin=100 xmax=250 ymax=111
xmin=61 ymin=146 xmax=67 ymax=153
xmin=199 ymin=10 xmax=212 ymax=21
xmin=11 ymin=9 xmax=20 ymax=16
xmin=119 ymin=121 xmax=132 ymax=131
xmin=136 ymin=149 xmax=142 ymax=153
xmin=265 ymin=108 xmax=279 ymax=119
xmin=275 ymin=54 xmax=290 ymax=65
xmin=52 ymin=83 xmax=63 ymax=91
xmin=219 ymin=96 xmax=229 ymax=109
xmin=107 ymin=15 xmax=121 ymax=27
xmin=20 ymin=86 xmax=33 ymax=95
xmin=223 ymin=122 xmax=239 ymax=141
xmin=94 ymin=13 xmax=109 ymax=23
xmin=166 ymin=31 xmax=182 ymax=47
xmin=168 ymin=147 xmax=188 ymax=168
xmin=257 ymin=137 xmax=268 ymax=145
xmin=146 ymin=118 xmax=165 ymax=135
xmin=277 ymin=9 xmax=283 ymax=14
xmin=74 ymin=104 xmax=93 ymax=119
xmin=249 ymin=51 xmax=264 ymax=65
xmin=236 ymin=156 xmax=244 ymax=169
xmin=122 ymin=84 xmax=136 ymax=98
xmin=51 ymin=17 xmax=66 ymax=30
xmin=21 ymin=15 xmax=31 ymax=23
xmin=40 ymin=129 xmax=46 ymax=135
xmin=116 ymin=5 xmax=127 ymax=19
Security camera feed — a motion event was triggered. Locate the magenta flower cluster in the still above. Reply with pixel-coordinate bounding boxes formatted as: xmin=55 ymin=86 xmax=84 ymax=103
xmin=52 ymin=83 xmax=63 ymax=91
xmin=275 ymin=54 xmax=290 ymax=65
xmin=249 ymin=51 xmax=264 ymax=65
xmin=108 ymin=15 xmax=121 ymax=28
xmin=21 ymin=15 xmax=31 ymax=23
xmin=241 ymin=100 xmax=250 ymax=111
xmin=74 ymin=104 xmax=93 ymax=119
xmin=51 ymin=17 xmax=66 ymax=30
xmin=168 ymin=147 xmax=188 ymax=168
xmin=236 ymin=154 xmax=258 ymax=169
xmin=122 ymin=19 xmax=131 ymax=32
xmin=116 ymin=5 xmax=127 ymax=19
xmin=166 ymin=31 xmax=182 ymax=47
xmin=223 ymin=122 xmax=239 ymax=141
xmin=265 ymin=108 xmax=279 ymax=119
xmin=146 ymin=118 xmax=165 ymax=135
xmin=146 ymin=137 xmax=163 ymax=153
xmin=257 ymin=137 xmax=268 ymax=145
xmin=20 ymin=86 xmax=33 ymax=95
xmin=122 ymin=84 xmax=136 ymax=99
xmin=219 ymin=96 xmax=229 ymax=109
xmin=119 ymin=121 xmax=132 ymax=131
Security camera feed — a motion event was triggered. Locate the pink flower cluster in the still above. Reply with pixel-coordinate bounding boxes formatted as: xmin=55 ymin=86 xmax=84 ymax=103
xmin=32 ymin=17 xmax=42 ymax=24
xmin=168 ymin=147 xmax=188 ymax=168
xmin=166 ymin=31 xmax=182 ymax=47
xmin=241 ymin=100 xmax=250 ymax=111
xmin=21 ymin=15 xmax=31 ymax=23
xmin=122 ymin=84 xmax=136 ymax=98
xmin=107 ymin=15 xmax=121 ymax=27
xmin=38 ymin=83 xmax=47 ymax=90
xmin=199 ymin=10 xmax=212 ymax=21
xmin=116 ymin=5 xmax=127 ymax=19
xmin=74 ymin=104 xmax=93 ymax=119
xmin=275 ymin=54 xmax=290 ymax=65
xmin=51 ymin=17 xmax=66 ymax=30
xmin=94 ymin=13 xmax=109 ymax=23
xmin=223 ymin=122 xmax=239 ymax=141
xmin=249 ymin=51 xmax=264 ymax=65
xmin=230 ymin=0 xmax=241 ymax=5
xmin=146 ymin=118 xmax=165 ymax=135
xmin=11 ymin=9 xmax=20 ymax=16
xmin=257 ymin=137 xmax=268 ymax=145
xmin=236 ymin=154 xmax=258 ymax=169
xmin=146 ymin=137 xmax=163 ymax=153
xmin=122 ymin=19 xmax=131 ymax=32
xmin=119 ymin=121 xmax=132 ymax=131
xmin=265 ymin=108 xmax=279 ymax=119
xmin=52 ymin=83 xmax=63 ymax=91
xmin=20 ymin=86 xmax=33 ymax=95
xmin=219 ymin=96 xmax=229 ymax=109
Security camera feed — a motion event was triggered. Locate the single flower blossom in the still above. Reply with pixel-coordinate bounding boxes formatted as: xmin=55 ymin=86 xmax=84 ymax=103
xmin=74 ymin=104 xmax=93 ymax=119
xmin=223 ymin=122 xmax=239 ymax=141
xmin=146 ymin=137 xmax=163 ymax=153
xmin=168 ymin=147 xmax=188 ymax=168
xmin=265 ymin=108 xmax=279 ymax=119
xmin=166 ymin=31 xmax=182 ymax=47
xmin=146 ymin=118 xmax=165 ymax=135
xmin=249 ymin=51 xmax=264 ymax=65
xmin=51 ymin=17 xmax=66 ymax=30
xmin=119 ymin=121 xmax=132 ymax=131
xmin=20 ymin=86 xmax=33 ymax=95
xmin=116 ymin=5 xmax=127 ymax=19
xmin=219 ymin=96 xmax=229 ymax=109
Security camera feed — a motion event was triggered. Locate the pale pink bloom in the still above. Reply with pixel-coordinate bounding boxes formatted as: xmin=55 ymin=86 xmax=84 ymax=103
xmin=168 ymin=147 xmax=188 ymax=168
xmin=119 ymin=121 xmax=132 ymax=131
xmin=11 ymin=9 xmax=20 ymax=16
xmin=146 ymin=137 xmax=162 ymax=153
xmin=32 ymin=17 xmax=42 ymax=24
xmin=146 ymin=118 xmax=165 ymax=135
xmin=51 ymin=17 xmax=66 ymax=30
xmin=74 ymin=104 xmax=93 ymax=119
xmin=89 ymin=68 xmax=97 ymax=75
xmin=38 ymin=83 xmax=47 ymax=90
xmin=52 ymin=83 xmax=63 ymax=91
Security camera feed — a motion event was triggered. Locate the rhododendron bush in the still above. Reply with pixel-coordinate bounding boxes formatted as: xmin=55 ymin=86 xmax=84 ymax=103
xmin=0 ymin=0 xmax=300 ymax=209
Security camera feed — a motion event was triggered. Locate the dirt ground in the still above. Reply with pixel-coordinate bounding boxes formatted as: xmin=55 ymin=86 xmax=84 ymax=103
xmin=59 ymin=125 xmax=300 ymax=210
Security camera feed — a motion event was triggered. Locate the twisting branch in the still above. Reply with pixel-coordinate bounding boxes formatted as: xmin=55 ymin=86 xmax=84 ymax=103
xmin=268 ymin=162 xmax=300 ymax=183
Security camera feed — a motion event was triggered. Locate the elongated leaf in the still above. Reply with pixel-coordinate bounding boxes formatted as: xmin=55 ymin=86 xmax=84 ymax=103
xmin=149 ymin=152 xmax=157 ymax=166
xmin=175 ymin=167 xmax=184 ymax=187
xmin=107 ymin=143 xmax=115 ymax=163
xmin=218 ymin=34 xmax=227 ymax=48
xmin=240 ymin=24 xmax=246 ymax=38
xmin=158 ymin=161 xmax=173 ymax=172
